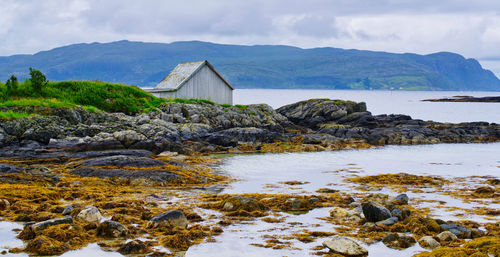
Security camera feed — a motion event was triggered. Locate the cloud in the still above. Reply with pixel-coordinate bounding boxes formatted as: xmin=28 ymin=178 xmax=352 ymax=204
xmin=1 ymin=0 xmax=500 ymax=66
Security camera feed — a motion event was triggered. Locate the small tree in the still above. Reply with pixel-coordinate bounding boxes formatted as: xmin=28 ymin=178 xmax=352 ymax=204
xmin=5 ymin=75 xmax=18 ymax=95
xmin=29 ymin=67 xmax=47 ymax=93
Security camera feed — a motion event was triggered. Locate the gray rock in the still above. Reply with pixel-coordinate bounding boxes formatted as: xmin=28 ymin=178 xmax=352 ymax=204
xmin=418 ymin=236 xmax=441 ymax=249
xmin=362 ymin=201 xmax=392 ymax=222
xmin=62 ymin=206 xmax=74 ymax=215
xmin=390 ymin=193 xmax=409 ymax=205
xmin=76 ymin=206 xmax=103 ymax=223
xmin=113 ymin=130 xmax=147 ymax=147
xmin=322 ymin=237 xmax=368 ymax=256
xmin=376 ymin=216 xmax=398 ymax=226
xmin=30 ymin=216 xmax=73 ymax=234
xmin=78 ymin=155 xmax=164 ymax=168
xmin=222 ymin=196 xmax=264 ymax=212
xmin=440 ymin=224 xmax=471 ymax=239
xmin=147 ymin=210 xmax=188 ymax=228
xmin=97 ymin=220 xmax=128 ymax=238
xmin=118 ymin=239 xmax=149 ymax=254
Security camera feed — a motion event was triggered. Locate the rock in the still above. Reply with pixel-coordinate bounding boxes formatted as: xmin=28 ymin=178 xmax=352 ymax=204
xmin=437 ymin=231 xmax=458 ymax=243
xmin=362 ymin=201 xmax=391 ymax=222
xmin=62 ymin=206 xmax=74 ymax=215
xmin=440 ymin=224 xmax=471 ymax=239
xmin=97 ymin=220 xmax=128 ymax=238
xmin=30 ymin=216 xmax=73 ymax=234
xmin=376 ymin=217 xmax=398 ymax=226
xmin=391 ymin=208 xmax=403 ymax=220
xmin=113 ymin=130 xmax=147 ymax=147
xmin=25 ymin=235 xmax=69 ymax=255
xmin=18 ymin=216 xmax=73 ymax=240
xmin=473 ymin=186 xmax=495 ymax=197
xmin=322 ymin=237 xmax=368 ymax=256
xmin=147 ymin=210 xmax=188 ymax=229
xmin=0 ymin=199 xmax=10 ymax=210
xmin=76 ymin=206 xmax=103 ymax=223
xmin=289 ymin=198 xmax=303 ymax=210
xmin=78 ymin=155 xmax=165 ymax=168
xmin=118 ymin=239 xmax=150 ymax=254
xmin=390 ymin=194 xmax=409 ymax=205
xmin=382 ymin=233 xmax=416 ymax=249
xmin=330 ymin=207 xmax=349 ymax=218
xmin=221 ymin=196 xmax=265 ymax=212
xmin=418 ymin=236 xmax=441 ymax=249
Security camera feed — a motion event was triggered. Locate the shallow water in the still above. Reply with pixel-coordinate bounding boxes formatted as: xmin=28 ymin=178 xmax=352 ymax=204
xmin=185 ymin=143 xmax=500 ymax=256
xmin=234 ymin=89 xmax=500 ymax=123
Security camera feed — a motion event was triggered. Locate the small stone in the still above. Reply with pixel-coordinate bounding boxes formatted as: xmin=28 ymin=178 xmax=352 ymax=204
xmin=76 ymin=206 xmax=103 ymax=223
xmin=30 ymin=216 xmax=73 ymax=234
xmin=362 ymin=201 xmax=391 ymax=222
xmin=376 ymin=217 xmax=398 ymax=226
xmin=330 ymin=207 xmax=349 ymax=218
xmin=322 ymin=237 xmax=368 ymax=256
xmin=62 ymin=206 xmax=74 ymax=215
xmin=97 ymin=220 xmax=128 ymax=238
xmin=221 ymin=196 xmax=263 ymax=212
xmin=440 ymin=224 xmax=471 ymax=239
xmin=391 ymin=208 xmax=403 ymax=220
xmin=118 ymin=239 xmax=150 ymax=255
xmin=437 ymin=231 xmax=458 ymax=243
xmin=418 ymin=236 xmax=441 ymax=249
xmin=308 ymin=197 xmax=320 ymax=204
xmin=147 ymin=210 xmax=188 ymax=229
xmin=390 ymin=193 xmax=409 ymax=205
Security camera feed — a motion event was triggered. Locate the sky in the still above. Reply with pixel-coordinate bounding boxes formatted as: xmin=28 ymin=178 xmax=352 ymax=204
xmin=2 ymin=0 xmax=500 ymax=73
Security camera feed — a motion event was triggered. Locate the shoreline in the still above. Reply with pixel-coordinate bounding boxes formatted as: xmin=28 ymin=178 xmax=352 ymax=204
xmin=0 ymin=98 xmax=499 ymax=256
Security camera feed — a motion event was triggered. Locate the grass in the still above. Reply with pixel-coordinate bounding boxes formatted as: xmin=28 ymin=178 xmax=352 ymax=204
xmin=168 ymin=98 xmax=215 ymax=105
xmin=0 ymin=111 xmax=31 ymax=120
xmin=0 ymin=80 xmax=165 ymax=114
xmin=0 ymin=79 xmax=235 ymax=117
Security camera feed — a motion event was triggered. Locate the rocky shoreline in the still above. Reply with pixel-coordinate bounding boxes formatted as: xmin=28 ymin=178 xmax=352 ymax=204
xmin=422 ymin=95 xmax=500 ymax=102
xmin=0 ymin=98 xmax=498 ymax=157
xmin=0 ymin=98 xmax=499 ymax=256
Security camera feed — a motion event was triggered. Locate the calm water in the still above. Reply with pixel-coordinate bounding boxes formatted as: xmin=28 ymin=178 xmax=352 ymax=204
xmin=185 ymin=143 xmax=500 ymax=257
xmin=234 ymin=89 xmax=500 ymax=123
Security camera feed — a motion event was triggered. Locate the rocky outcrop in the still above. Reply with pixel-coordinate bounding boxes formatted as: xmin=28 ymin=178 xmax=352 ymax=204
xmin=0 ymin=99 xmax=498 ymax=155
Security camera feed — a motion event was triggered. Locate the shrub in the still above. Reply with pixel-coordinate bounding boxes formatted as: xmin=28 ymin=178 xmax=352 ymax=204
xmin=6 ymin=75 xmax=18 ymax=95
xmin=29 ymin=68 xmax=47 ymax=93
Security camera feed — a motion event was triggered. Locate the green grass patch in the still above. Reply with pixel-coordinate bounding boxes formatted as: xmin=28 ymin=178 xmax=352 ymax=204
xmin=168 ymin=98 xmax=215 ymax=105
xmin=1 ymin=80 xmax=165 ymax=114
xmin=0 ymin=111 xmax=31 ymax=120
xmin=234 ymin=104 xmax=249 ymax=110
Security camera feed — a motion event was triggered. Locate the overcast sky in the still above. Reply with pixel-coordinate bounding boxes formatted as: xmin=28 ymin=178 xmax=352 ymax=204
xmin=2 ymin=0 xmax=500 ymax=71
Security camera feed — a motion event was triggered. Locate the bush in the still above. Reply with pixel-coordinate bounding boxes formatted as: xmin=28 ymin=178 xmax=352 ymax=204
xmin=29 ymin=68 xmax=47 ymax=93
xmin=6 ymin=75 xmax=18 ymax=95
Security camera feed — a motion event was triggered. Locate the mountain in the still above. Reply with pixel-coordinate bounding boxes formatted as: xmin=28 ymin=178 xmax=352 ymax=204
xmin=1 ymin=40 xmax=499 ymax=91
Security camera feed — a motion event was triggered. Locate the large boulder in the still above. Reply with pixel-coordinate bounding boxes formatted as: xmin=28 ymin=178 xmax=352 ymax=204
xmin=147 ymin=210 xmax=188 ymax=229
xmin=361 ymin=201 xmax=392 ymax=222
xmin=322 ymin=237 xmax=368 ymax=256
xmin=113 ymin=130 xmax=147 ymax=148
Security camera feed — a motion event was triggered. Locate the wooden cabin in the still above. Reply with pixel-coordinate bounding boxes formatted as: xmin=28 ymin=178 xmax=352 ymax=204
xmin=147 ymin=60 xmax=234 ymax=105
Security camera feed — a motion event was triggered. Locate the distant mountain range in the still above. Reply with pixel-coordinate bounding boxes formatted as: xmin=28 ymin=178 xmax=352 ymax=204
xmin=1 ymin=40 xmax=499 ymax=91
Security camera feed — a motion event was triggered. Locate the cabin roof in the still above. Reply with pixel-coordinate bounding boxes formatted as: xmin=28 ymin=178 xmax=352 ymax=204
xmin=152 ymin=60 xmax=234 ymax=92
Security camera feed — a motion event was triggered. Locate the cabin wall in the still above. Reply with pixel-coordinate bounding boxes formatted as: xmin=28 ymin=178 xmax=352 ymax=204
xmin=151 ymin=65 xmax=233 ymax=105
